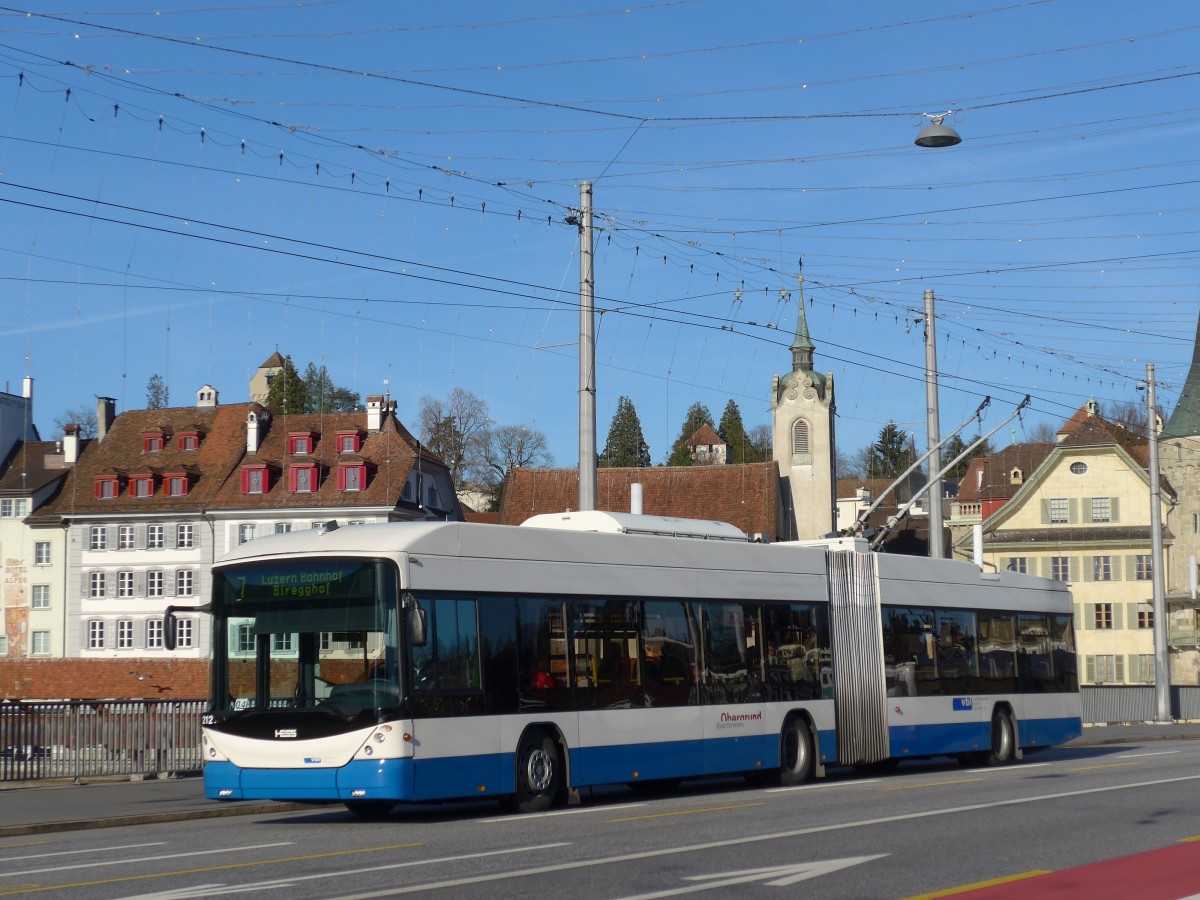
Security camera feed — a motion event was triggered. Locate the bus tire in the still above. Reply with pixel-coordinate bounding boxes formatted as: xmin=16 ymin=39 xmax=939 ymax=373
xmin=513 ymin=728 xmax=561 ymax=813
xmin=986 ymin=709 xmax=1016 ymax=766
xmin=778 ymin=716 xmax=814 ymax=786
xmin=344 ymin=800 xmax=395 ymax=817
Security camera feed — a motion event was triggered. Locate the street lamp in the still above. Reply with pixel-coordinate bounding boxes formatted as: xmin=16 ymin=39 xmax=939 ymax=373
xmin=916 ymin=112 xmax=962 ymax=148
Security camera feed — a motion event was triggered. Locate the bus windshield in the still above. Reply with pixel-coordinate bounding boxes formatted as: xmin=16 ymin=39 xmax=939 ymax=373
xmin=211 ymin=558 xmax=400 ymax=715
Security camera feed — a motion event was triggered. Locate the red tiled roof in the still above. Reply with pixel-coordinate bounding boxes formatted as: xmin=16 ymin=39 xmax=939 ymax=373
xmin=954 ymin=443 xmax=1054 ymax=502
xmin=498 ymin=464 xmax=779 ymax=538
xmin=687 ymin=424 xmax=724 ymax=447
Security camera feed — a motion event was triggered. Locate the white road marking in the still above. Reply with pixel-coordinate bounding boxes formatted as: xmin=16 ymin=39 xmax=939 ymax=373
xmin=477 ymin=802 xmax=645 ymax=823
xmin=319 ymin=773 xmax=1200 ymax=898
xmin=1116 ymin=750 xmax=1181 ymax=759
xmin=118 ymin=884 xmax=288 ymax=900
xmin=620 ymin=855 xmax=890 ymax=898
xmin=958 ymin=762 xmax=1049 ymax=774
xmin=0 ymin=842 xmax=166 ymax=862
xmin=1 ymin=842 xmax=294 ymax=878
xmin=766 ymin=778 xmax=880 ymax=793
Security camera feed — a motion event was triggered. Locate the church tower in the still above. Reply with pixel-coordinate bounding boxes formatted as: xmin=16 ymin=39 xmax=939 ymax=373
xmin=1160 ymin=308 xmax=1200 ymax=602
xmin=771 ymin=276 xmax=836 ymax=539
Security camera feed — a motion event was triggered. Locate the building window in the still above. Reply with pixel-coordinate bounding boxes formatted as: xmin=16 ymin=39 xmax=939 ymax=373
xmin=1 ymin=498 xmax=28 ymax=517
xmin=166 ymin=475 xmax=188 ymax=497
xmin=340 ymin=463 xmax=365 ymax=492
xmin=0 ymin=635 xmax=5 ymax=655
xmin=1051 ymin=557 xmax=1070 ymax=581
xmin=148 ymin=524 xmax=164 ymax=549
xmin=1090 ymin=497 xmax=1112 ymax=523
xmin=90 ymin=526 xmax=107 ymax=551
xmin=288 ymin=434 xmax=313 ymax=455
xmin=427 ymin=484 xmax=440 ymax=508
xmin=272 ymin=633 xmax=295 ymax=652
xmin=34 ymin=542 xmax=50 ymax=565
xmin=1094 ymin=602 xmax=1113 ymax=630
xmin=146 ymin=619 xmax=164 ymax=649
xmin=176 ymin=569 xmax=194 ymax=597
xmin=1135 ymin=654 xmax=1155 ymax=683
xmin=1136 ymin=554 xmax=1152 ymax=581
xmin=31 ymin=631 xmax=49 ymax=655
xmin=792 ymin=419 xmax=809 ymax=455
xmin=177 ymin=524 xmax=194 ymax=549
xmin=89 ymin=572 xmax=106 ymax=599
xmin=1048 ymin=498 xmax=1069 ymax=524
xmin=143 ymin=434 xmax=164 ymax=453
xmin=174 ymin=618 xmax=194 ymax=649
xmin=178 ymin=432 xmax=199 ymax=451
xmin=311 ymin=521 xmax=328 ymax=533
xmin=95 ymin=476 xmax=119 ymax=499
xmin=1195 ymin=513 xmax=1199 ymax=534
xmin=117 ymin=570 xmax=135 ymax=598
xmin=1093 ymin=556 xmax=1112 ymax=582
xmin=31 ymin=584 xmax=50 ymax=609
xmin=117 ymin=619 xmax=134 ymax=650
xmin=235 ymin=624 xmax=254 ymax=653
xmin=275 ymin=523 xmax=291 ymax=535
xmin=1137 ymin=602 xmax=1154 ymax=629
xmin=1070 ymin=461 xmax=1088 ymax=475
xmin=119 ymin=525 xmax=135 ymax=550
xmin=147 ymin=570 xmax=163 ymax=598
xmin=131 ymin=476 xmax=154 ymax=498
xmin=337 ymin=432 xmax=361 ymax=453
xmin=1089 ymin=654 xmax=1121 ymax=684
xmin=238 ymin=524 xmax=256 ymax=545
xmin=88 ymin=620 xmax=105 ymax=650
xmin=242 ymin=467 xmax=267 ymax=495
xmin=1006 ymin=557 xmax=1027 ymax=574
xmin=291 ymin=466 xmax=316 ymax=493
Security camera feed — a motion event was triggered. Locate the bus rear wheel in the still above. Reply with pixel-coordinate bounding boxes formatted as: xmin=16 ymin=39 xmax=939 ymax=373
xmin=986 ymin=709 xmax=1016 ymax=766
xmin=513 ymin=728 xmax=561 ymax=813
xmin=778 ymin=717 xmax=814 ymax=786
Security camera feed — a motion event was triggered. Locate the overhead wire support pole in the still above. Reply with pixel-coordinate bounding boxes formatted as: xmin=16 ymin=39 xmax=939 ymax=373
xmin=847 ymin=397 xmax=990 ymax=538
xmin=925 ymin=289 xmax=944 ymax=558
xmin=1146 ymin=363 xmax=1170 ymax=722
xmin=577 ymin=181 xmax=597 ymax=512
xmin=871 ymin=396 xmax=1030 ymax=552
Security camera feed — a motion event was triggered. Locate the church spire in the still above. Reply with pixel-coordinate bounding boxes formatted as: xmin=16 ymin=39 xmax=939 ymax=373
xmin=1162 ymin=308 xmax=1200 ymax=439
xmin=790 ymin=275 xmax=815 ymax=374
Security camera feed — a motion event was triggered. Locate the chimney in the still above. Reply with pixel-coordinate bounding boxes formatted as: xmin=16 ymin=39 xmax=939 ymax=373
xmin=367 ymin=395 xmax=385 ymax=433
xmin=196 ymin=384 xmax=219 ymax=408
xmin=97 ymin=397 xmax=116 ymax=442
xmin=22 ymin=376 xmax=32 ymax=400
xmin=63 ymin=424 xmax=79 ymax=464
xmin=246 ymin=410 xmax=260 ymax=454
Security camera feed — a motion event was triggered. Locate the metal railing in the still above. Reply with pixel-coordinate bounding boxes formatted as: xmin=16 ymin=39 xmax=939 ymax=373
xmin=1080 ymin=686 xmax=1200 ymax=724
xmin=0 ymin=700 xmax=205 ymax=783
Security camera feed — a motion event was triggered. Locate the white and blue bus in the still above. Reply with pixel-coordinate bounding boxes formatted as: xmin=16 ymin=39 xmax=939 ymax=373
xmin=180 ymin=511 xmax=1081 ymax=815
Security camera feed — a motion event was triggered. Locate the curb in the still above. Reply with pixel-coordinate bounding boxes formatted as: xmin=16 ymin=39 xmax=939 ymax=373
xmin=0 ymin=801 xmax=319 ymax=838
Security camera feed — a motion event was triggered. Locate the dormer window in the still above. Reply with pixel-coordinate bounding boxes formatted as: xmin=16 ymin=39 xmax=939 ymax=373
xmin=288 ymin=433 xmax=314 ymax=455
xmin=241 ymin=465 xmax=269 ymax=495
xmin=94 ymin=475 xmax=120 ymax=499
xmin=289 ymin=464 xmax=318 ymax=493
xmin=165 ymin=472 xmax=190 ymax=497
xmin=177 ymin=431 xmax=201 ymax=451
xmin=1010 ymin=468 xmax=1023 ymax=485
xmin=336 ymin=430 xmax=362 ymax=453
xmin=338 ymin=462 xmax=366 ymax=492
xmin=130 ymin=474 xmax=155 ymax=498
xmin=143 ymin=433 xmax=164 ymax=453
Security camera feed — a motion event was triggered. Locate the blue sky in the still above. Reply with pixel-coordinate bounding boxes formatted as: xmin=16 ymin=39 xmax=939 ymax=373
xmin=2 ymin=1 xmax=1198 ymax=466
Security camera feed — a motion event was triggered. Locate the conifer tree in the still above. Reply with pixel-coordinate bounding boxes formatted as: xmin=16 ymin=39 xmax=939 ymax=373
xmin=667 ymin=402 xmax=714 ymax=466
xmin=718 ymin=399 xmax=750 ymax=464
xmin=599 ymin=396 xmax=650 ymax=467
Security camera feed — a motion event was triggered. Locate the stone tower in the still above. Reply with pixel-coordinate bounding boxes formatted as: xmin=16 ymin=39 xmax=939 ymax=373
xmin=771 ymin=277 xmax=836 ymax=540
xmin=1161 ymin=309 xmax=1200 ymax=600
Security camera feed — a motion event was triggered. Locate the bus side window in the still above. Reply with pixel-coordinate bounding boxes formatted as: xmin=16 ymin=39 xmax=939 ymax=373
xmin=642 ymin=600 xmax=697 ymax=707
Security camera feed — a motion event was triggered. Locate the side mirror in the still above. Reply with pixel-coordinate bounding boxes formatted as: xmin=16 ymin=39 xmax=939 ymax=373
xmin=408 ymin=607 xmax=428 ymax=648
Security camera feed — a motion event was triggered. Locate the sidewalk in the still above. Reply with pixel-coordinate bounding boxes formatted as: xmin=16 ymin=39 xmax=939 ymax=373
xmin=1 ymin=722 xmax=1198 ymax=837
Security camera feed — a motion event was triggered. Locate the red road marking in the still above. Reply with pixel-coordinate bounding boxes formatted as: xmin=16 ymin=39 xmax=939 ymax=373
xmin=954 ymin=841 xmax=1200 ymax=899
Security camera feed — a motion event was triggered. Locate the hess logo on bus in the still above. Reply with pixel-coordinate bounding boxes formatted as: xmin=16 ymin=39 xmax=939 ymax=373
xmin=275 ymin=729 xmax=298 ymax=739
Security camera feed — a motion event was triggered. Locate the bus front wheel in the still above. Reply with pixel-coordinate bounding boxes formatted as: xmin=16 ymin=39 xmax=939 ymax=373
xmin=513 ymin=728 xmax=561 ymax=813
xmin=778 ymin=717 xmax=814 ymax=786
xmin=986 ymin=709 xmax=1016 ymax=766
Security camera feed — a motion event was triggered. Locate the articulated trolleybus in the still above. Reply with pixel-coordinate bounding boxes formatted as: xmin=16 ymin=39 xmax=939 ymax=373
xmin=187 ymin=512 xmax=1081 ymax=815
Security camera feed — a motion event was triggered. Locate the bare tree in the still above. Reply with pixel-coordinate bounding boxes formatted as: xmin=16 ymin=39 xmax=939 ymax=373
xmin=1021 ymin=420 xmax=1058 ymax=443
xmin=417 ymin=388 xmax=492 ymax=489
xmin=53 ymin=405 xmax=98 ymax=439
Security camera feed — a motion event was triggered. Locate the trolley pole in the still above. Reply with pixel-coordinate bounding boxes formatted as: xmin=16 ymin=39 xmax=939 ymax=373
xmin=1147 ymin=363 xmax=1171 ymax=722
xmin=578 ymin=181 xmax=597 ymax=512
xmin=924 ymin=290 xmax=944 ymax=558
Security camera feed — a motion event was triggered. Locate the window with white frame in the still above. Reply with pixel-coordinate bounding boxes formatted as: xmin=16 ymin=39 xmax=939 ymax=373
xmin=176 ymin=569 xmax=194 ymax=597
xmin=275 ymin=523 xmax=291 ymax=534
xmin=1006 ymin=557 xmax=1027 ymax=574
xmin=1090 ymin=497 xmax=1112 ymax=523
xmin=87 ymin=620 xmax=105 ymax=649
xmin=31 ymin=631 xmax=49 ymax=655
xmin=145 ymin=619 xmax=163 ymax=649
xmin=1 ymin=498 xmax=28 ymax=517
xmin=147 ymin=570 xmax=163 ymax=597
xmin=1093 ymin=556 xmax=1112 ymax=582
xmin=238 ymin=524 xmax=256 ymax=545
xmin=118 ymin=570 xmax=135 ymax=598
xmin=117 ymin=619 xmax=134 ymax=650
xmin=1136 ymin=555 xmax=1152 ymax=581
xmin=147 ymin=524 xmax=165 ymax=549
xmin=31 ymin=584 xmax=50 ymax=609
xmin=34 ymin=542 xmax=50 ymax=565
xmin=1051 ymin=556 xmax=1070 ymax=581
xmin=272 ymin=633 xmax=295 ymax=652
xmin=177 ymin=523 xmax=194 ymax=549
xmin=1048 ymin=498 xmax=1069 ymax=524
xmin=166 ymin=476 xmax=187 ymax=497
xmin=119 ymin=525 xmax=135 ymax=550
xmin=174 ymin=618 xmax=194 ymax=649
xmin=89 ymin=526 xmax=107 ymax=551
xmin=235 ymin=624 xmax=254 ymax=653
xmin=89 ymin=572 xmax=106 ymax=598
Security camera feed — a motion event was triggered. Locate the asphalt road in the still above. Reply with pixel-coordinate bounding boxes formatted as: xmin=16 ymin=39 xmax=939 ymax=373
xmin=2 ymin=733 xmax=1200 ymax=899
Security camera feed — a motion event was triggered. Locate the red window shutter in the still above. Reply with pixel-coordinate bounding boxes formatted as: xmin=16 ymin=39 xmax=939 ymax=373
xmin=240 ymin=469 xmax=250 ymax=494
xmin=94 ymin=478 xmax=103 ymax=499
xmin=337 ymin=465 xmax=346 ymax=491
xmin=288 ymin=467 xmax=298 ymax=492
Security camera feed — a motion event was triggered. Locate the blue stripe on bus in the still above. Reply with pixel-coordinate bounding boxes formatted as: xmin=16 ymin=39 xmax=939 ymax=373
xmin=888 ymin=716 xmax=1081 ymax=758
